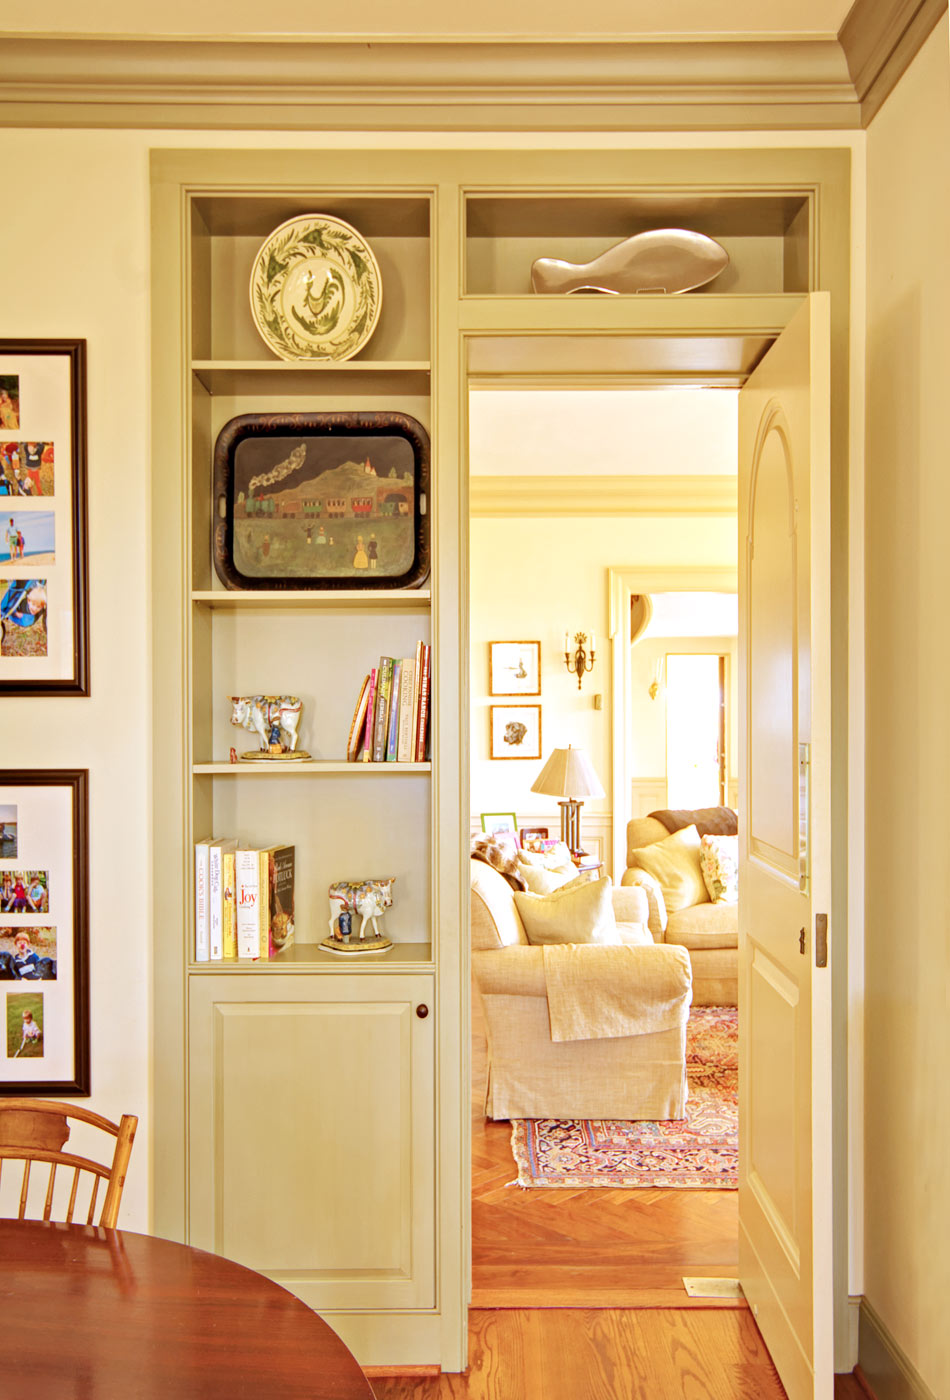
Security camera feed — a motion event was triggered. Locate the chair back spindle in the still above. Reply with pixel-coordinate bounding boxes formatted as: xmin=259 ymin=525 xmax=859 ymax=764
xmin=0 ymin=1099 xmax=137 ymax=1228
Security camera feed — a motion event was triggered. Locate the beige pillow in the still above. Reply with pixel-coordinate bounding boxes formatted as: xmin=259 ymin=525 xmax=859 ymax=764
xmin=514 ymin=876 xmax=617 ymax=946
xmin=518 ymin=863 xmax=579 ymax=895
xmin=628 ymin=824 xmax=708 ymax=912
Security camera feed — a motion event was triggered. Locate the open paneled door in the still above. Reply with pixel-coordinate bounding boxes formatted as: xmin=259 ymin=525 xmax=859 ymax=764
xmin=738 ymin=294 xmax=833 ymax=1400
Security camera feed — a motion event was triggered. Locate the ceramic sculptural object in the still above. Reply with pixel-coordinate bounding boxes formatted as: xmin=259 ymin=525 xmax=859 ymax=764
xmin=530 ymin=228 xmax=730 ymax=296
xmin=323 ymin=877 xmax=395 ymax=954
xmin=229 ymin=694 xmax=310 ymax=759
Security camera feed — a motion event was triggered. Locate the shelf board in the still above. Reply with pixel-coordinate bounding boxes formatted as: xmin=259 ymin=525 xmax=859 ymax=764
xmin=192 ymin=588 xmax=431 ymax=608
xmin=189 ymin=941 xmax=433 ymax=970
xmin=192 ymin=360 xmax=430 ymax=396
xmin=193 ymin=760 xmax=431 ymax=774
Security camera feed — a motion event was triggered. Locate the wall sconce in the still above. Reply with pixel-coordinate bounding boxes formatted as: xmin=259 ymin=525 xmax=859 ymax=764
xmin=564 ymin=631 xmax=596 ymax=689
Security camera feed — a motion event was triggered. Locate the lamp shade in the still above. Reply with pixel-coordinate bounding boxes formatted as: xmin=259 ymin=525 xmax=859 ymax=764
xmin=530 ymin=746 xmax=604 ymax=801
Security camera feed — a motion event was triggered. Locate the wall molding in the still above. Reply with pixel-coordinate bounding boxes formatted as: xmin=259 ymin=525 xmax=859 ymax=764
xmin=0 ymin=36 xmax=854 ymax=131
xmin=858 ymin=1297 xmax=939 ymax=1400
xmin=0 ymin=3 xmax=942 ymax=131
xmin=840 ymin=0 xmax=947 ymax=125
xmin=470 ymin=474 xmax=736 ymax=518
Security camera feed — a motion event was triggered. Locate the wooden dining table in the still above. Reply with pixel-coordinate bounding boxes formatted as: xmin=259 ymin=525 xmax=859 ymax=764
xmin=0 ymin=1218 xmax=376 ymax=1398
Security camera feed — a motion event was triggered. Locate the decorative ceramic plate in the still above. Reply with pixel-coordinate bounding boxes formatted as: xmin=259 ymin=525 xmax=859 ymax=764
xmin=249 ymin=214 xmax=382 ymax=361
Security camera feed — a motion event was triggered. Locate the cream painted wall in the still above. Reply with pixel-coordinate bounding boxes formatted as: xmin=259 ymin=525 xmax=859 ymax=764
xmin=469 ymin=390 xmax=739 ymax=476
xmin=470 ymin=515 xmax=738 ymax=855
xmin=0 ymin=131 xmax=152 ymax=1226
xmin=864 ymin=17 xmax=950 ymax=1398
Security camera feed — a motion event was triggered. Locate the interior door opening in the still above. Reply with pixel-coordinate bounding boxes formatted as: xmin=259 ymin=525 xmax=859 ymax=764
xmin=468 ymin=378 xmax=742 ymax=1309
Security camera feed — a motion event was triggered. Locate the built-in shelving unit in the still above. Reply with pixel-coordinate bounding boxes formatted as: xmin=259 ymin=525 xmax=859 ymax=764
xmin=152 ymin=143 xmax=849 ymax=1374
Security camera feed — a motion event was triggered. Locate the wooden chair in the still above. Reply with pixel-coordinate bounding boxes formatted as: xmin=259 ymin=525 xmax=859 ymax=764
xmin=0 ymin=1099 xmax=137 ymax=1228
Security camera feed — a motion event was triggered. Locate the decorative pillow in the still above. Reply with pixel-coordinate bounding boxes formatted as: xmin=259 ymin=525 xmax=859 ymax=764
xmin=628 ymin=823 xmax=708 ymax=912
xmin=700 ymin=833 xmax=739 ymax=903
xmin=514 ymin=876 xmax=618 ymax=946
xmin=518 ymin=863 xmax=579 ymax=895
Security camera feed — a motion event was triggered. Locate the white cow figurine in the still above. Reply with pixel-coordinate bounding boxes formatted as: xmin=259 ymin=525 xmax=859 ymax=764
xmin=229 ymin=695 xmax=302 ymax=753
xmin=328 ymin=878 xmax=396 ymax=941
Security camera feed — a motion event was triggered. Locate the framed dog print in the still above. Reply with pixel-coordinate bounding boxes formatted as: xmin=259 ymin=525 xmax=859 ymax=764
xmin=489 ymin=640 xmax=540 ymax=696
xmin=0 ymin=770 xmax=89 ymax=1096
xmin=0 ymin=340 xmax=89 ymax=696
xmin=490 ymin=705 xmax=542 ymax=761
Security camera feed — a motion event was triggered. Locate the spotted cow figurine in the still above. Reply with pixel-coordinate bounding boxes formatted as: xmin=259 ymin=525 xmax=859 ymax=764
xmin=229 ymin=695 xmax=302 ymax=754
xmin=328 ymin=878 xmax=396 ymax=941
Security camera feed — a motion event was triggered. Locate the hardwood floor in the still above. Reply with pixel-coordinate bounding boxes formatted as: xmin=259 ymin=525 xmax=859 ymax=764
xmin=471 ymin=990 xmax=739 ymax=1308
xmin=370 ymin=1308 xmax=789 ymax=1399
xmin=369 ymin=993 xmax=873 ymax=1399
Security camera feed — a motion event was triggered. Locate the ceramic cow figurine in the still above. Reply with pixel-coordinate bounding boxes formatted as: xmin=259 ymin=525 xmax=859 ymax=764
xmin=328 ymin=878 xmax=396 ymax=941
xmin=229 ymin=695 xmax=302 ymax=754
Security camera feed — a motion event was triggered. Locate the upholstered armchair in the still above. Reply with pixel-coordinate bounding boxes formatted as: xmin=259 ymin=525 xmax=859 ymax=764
xmin=471 ymin=860 xmax=693 ymax=1121
xmin=620 ymin=809 xmax=738 ymax=1007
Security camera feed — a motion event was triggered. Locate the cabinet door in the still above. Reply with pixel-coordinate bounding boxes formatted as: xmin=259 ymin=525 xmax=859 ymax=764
xmin=187 ymin=973 xmax=434 ymax=1311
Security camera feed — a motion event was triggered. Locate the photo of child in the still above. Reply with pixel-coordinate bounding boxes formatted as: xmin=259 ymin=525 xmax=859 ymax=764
xmin=0 ymin=803 xmax=16 ymax=859
xmin=6 ymin=991 xmax=43 ymax=1058
xmin=0 ymin=870 xmax=48 ymax=913
xmin=0 ymin=927 xmax=57 ymax=980
xmin=0 ymin=376 xmax=19 ymax=430
xmin=3 ymin=512 xmax=54 ymax=565
xmin=0 ymin=578 xmax=47 ymax=659
xmin=20 ymin=443 xmax=54 ymax=497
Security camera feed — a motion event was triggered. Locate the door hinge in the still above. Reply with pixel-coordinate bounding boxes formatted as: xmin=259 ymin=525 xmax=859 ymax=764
xmin=799 ymin=926 xmax=807 ymax=955
xmin=815 ymin=914 xmax=828 ymax=969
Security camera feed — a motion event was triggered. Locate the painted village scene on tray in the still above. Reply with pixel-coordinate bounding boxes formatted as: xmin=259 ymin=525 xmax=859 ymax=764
xmin=231 ymin=433 xmax=417 ymax=580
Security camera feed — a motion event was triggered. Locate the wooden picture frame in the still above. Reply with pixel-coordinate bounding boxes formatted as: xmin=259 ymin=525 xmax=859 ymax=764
xmin=0 ymin=769 xmax=89 ymax=1096
xmin=489 ymin=640 xmax=540 ymax=696
xmin=490 ymin=705 xmax=542 ymax=760
xmin=480 ymin=812 xmax=518 ymax=837
xmin=519 ymin=826 xmax=550 ymax=852
xmin=0 ymin=340 xmax=89 ymax=696
xmin=212 ymin=410 xmax=430 ymax=591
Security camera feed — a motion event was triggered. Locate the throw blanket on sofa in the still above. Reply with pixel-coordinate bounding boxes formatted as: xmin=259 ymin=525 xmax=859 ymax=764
xmin=470 ymin=833 xmax=527 ymax=891
xmin=649 ymin=806 xmax=738 ymax=837
xmin=542 ymin=943 xmax=692 ymax=1042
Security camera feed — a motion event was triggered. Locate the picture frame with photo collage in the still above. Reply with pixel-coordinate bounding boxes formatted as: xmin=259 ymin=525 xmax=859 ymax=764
xmin=0 ymin=340 xmax=89 ymax=696
xmin=0 ymin=770 xmax=89 ymax=1095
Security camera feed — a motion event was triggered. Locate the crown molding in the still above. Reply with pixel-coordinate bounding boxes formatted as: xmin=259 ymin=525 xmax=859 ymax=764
xmin=0 ymin=2 xmax=940 ymax=132
xmin=840 ymin=0 xmax=947 ymax=125
xmin=0 ymin=35 xmax=860 ymax=130
xmin=470 ymin=474 xmax=737 ymax=518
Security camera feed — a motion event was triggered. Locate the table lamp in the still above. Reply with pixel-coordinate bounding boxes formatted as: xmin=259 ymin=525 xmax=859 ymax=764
xmin=530 ymin=744 xmax=604 ymax=859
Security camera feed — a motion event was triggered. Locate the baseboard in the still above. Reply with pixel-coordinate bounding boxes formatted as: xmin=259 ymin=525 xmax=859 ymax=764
xmin=858 ymin=1298 xmax=940 ymax=1400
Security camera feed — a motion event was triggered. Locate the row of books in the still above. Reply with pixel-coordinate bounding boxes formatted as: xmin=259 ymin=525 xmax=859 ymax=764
xmin=348 ymin=642 xmax=431 ymax=763
xmin=194 ymin=838 xmax=295 ymax=962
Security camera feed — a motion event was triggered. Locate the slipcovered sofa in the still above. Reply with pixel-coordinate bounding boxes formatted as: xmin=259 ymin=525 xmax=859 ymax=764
xmin=471 ymin=859 xmax=693 ymax=1121
xmin=621 ymin=809 xmax=738 ymax=1006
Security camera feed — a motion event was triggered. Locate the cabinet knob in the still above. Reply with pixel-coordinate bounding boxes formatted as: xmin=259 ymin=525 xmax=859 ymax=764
xmin=416 ymin=1004 xmax=429 ymax=1019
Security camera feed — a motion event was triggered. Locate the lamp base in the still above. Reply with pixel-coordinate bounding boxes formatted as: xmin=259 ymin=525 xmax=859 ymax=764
xmin=557 ymin=799 xmax=585 ymax=859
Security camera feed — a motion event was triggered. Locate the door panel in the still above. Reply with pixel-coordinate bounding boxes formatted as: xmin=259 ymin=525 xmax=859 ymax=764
xmin=738 ymin=294 xmax=833 ymax=1400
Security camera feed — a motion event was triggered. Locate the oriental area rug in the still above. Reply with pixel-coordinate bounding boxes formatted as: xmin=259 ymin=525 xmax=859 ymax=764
xmin=510 ymin=1006 xmax=738 ymax=1189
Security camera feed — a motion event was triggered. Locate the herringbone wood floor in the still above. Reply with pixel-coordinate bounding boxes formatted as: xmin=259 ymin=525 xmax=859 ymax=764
xmin=368 ymin=993 xmax=871 ymax=1399
xmin=471 ymin=990 xmax=740 ymax=1308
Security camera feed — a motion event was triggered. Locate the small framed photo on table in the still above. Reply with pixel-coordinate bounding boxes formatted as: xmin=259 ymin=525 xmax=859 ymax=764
xmin=0 ymin=770 xmax=89 ymax=1096
xmin=490 ymin=705 xmax=542 ymax=761
xmin=489 ymin=641 xmax=540 ymax=696
xmin=0 ymin=340 xmax=89 ymax=697
xmin=480 ymin=812 xmax=518 ymax=837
